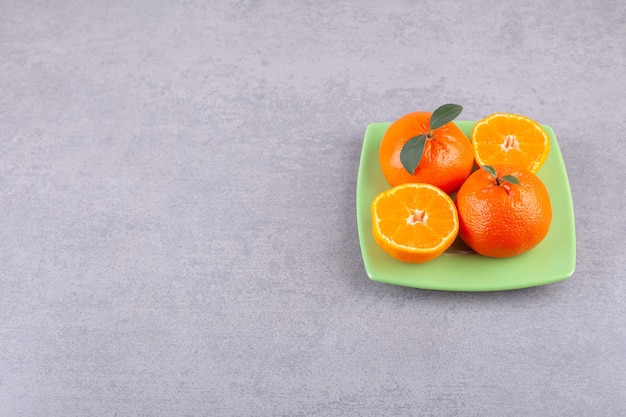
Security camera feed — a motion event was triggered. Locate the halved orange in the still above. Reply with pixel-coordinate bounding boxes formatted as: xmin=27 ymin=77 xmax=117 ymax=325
xmin=471 ymin=113 xmax=550 ymax=173
xmin=371 ymin=183 xmax=458 ymax=263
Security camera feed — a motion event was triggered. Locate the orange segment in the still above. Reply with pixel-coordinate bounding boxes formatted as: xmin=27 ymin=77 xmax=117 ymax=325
xmin=370 ymin=183 xmax=459 ymax=263
xmin=471 ymin=113 xmax=550 ymax=173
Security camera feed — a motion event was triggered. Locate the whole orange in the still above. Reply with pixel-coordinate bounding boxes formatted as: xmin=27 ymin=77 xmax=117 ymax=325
xmin=455 ymin=164 xmax=552 ymax=258
xmin=378 ymin=111 xmax=474 ymax=194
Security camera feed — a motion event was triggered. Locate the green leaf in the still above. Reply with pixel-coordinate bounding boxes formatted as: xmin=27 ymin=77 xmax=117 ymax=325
xmin=481 ymin=165 xmax=497 ymax=178
xmin=400 ymin=134 xmax=428 ymax=174
xmin=501 ymin=175 xmax=520 ymax=185
xmin=429 ymin=103 xmax=463 ymax=131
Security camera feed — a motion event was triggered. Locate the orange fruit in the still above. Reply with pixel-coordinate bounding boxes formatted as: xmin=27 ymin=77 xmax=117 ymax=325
xmin=371 ymin=183 xmax=459 ymax=263
xmin=455 ymin=164 xmax=552 ymax=258
xmin=471 ymin=113 xmax=550 ymax=173
xmin=379 ymin=111 xmax=474 ymax=194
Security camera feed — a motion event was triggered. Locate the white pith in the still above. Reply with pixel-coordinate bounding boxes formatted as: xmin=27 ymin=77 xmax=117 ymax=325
xmin=407 ymin=209 xmax=428 ymax=225
xmin=501 ymin=134 xmax=519 ymax=152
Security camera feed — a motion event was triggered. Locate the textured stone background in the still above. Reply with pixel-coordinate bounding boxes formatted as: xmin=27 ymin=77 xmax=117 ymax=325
xmin=1 ymin=1 xmax=625 ymax=416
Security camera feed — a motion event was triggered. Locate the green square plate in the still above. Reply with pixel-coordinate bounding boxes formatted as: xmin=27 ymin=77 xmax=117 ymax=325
xmin=356 ymin=121 xmax=576 ymax=291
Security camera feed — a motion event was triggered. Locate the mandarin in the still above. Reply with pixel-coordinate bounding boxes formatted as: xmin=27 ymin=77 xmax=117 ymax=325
xmin=455 ymin=164 xmax=552 ymax=258
xmin=471 ymin=113 xmax=550 ymax=174
xmin=371 ymin=183 xmax=459 ymax=263
xmin=379 ymin=110 xmax=474 ymax=194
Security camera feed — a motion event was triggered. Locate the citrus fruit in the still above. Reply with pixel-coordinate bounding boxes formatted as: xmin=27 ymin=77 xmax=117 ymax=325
xmin=471 ymin=113 xmax=550 ymax=173
xmin=371 ymin=183 xmax=459 ymax=263
xmin=379 ymin=108 xmax=474 ymax=194
xmin=455 ymin=164 xmax=552 ymax=258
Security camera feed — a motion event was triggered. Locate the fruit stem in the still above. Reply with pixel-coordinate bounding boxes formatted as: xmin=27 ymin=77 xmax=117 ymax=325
xmin=494 ymin=176 xmax=514 ymax=196
xmin=481 ymin=165 xmax=519 ymax=187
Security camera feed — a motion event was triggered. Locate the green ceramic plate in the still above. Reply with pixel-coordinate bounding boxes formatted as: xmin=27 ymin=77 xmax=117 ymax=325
xmin=356 ymin=121 xmax=576 ymax=291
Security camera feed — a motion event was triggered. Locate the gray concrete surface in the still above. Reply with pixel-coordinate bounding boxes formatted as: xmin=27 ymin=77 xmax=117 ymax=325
xmin=1 ymin=1 xmax=625 ymax=416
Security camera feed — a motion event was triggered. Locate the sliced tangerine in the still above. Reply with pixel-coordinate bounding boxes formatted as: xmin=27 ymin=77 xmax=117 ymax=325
xmin=370 ymin=183 xmax=458 ymax=263
xmin=471 ymin=113 xmax=550 ymax=173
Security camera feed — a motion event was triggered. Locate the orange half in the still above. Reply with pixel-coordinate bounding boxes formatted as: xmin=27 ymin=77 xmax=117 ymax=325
xmin=371 ymin=183 xmax=459 ymax=263
xmin=471 ymin=113 xmax=550 ymax=173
